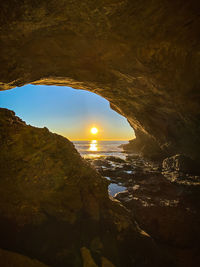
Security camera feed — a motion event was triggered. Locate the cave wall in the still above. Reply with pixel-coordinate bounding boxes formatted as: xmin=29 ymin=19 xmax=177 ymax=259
xmin=0 ymin=0 xmax=200 ymax=160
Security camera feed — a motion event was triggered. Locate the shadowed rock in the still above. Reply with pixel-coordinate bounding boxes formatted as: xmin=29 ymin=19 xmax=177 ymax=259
xmin=0 ymin=248 xmax=50 ymax=267
xmin=162 ymin=154 xmax=200 ymax=174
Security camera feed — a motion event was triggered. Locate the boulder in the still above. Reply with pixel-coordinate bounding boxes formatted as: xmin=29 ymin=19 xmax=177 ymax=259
xmin=162 ymin=154 xmax=199 ymax=174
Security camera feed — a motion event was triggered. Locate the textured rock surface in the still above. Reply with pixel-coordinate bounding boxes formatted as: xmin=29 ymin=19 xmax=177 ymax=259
xmin=0 ymin=248 xmax=50 ymax=267
xmin=0 ymin=0 xmax=200 ymax=161
xmin=85 ymin=154 xmax=200 ymax=266
xmin=162 ymin=154 xmax=199 ymax=174
xmin=114 ymin=157 xmax=200 ymax=267
xmin=0 ymin=108 xmax=170 ymax=267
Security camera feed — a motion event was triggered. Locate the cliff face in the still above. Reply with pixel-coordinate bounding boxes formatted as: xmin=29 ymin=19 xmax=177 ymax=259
xmin=0 ymin=108 xmax=169 ymax=267
xmin=0 ymin=0 xmax=200 ymax=161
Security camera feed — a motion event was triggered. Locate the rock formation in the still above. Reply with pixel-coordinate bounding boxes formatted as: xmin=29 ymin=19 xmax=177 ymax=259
xmin=0 ymin=0 xmax=200 ymax=162
xmin=0 ymin=248 xmax=50 ymax=267
xmin=114 ymin=156 xmax=200 ymax=267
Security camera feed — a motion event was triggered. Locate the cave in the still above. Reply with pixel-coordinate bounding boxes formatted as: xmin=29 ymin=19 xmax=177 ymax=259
xmin=0 ymin=0 xmax=200 ymax=266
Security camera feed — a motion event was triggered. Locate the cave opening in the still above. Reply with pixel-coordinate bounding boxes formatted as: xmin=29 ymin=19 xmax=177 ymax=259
xmin=0 ymin=84 xmax=136 ymax=197
xmin=0 ymin=84 xmax=135 ymax=142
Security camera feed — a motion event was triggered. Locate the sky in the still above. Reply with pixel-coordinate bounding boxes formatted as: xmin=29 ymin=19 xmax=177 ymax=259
xmin=0 ymin=85 xmax=134 ymax=140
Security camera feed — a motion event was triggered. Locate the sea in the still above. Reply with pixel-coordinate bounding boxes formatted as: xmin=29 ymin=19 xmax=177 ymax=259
xmin=73 ymin=140 xmax=128 ymax=159
xmin=73 ymin=140 xmax=129 ymax=196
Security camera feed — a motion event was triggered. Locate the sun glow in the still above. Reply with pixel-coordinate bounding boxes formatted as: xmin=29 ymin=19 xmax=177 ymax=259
xmin=90 ymin=127 xmax=98 ymax=135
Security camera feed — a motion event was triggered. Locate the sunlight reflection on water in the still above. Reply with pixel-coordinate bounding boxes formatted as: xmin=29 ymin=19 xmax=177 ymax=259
xmin=89 ymin=140 xmax=98 ymax=151
xmin=73 ymin=139 xmax=128 ymax=159
xmin=73 ymin=140 xmax=129 ymax=196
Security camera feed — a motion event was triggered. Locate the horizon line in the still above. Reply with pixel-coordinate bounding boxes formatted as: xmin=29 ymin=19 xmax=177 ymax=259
xmin=70 ymin=139 xmax=132 ymax=141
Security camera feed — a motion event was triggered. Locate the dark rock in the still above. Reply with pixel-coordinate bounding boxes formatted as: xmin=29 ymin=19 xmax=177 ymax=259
xmin=105 ymin=156 xmax=126 ymax=164
xmin=162 ymin=154 xmax=200 ymax=174
xmin=121 ymin=131 xmax=166 ymax=161
xmin=121 ymin=164 xmax=133 ymax=171
xmin=89 ymin=151 xmax=200 ymax=261
xmin=91 ymin=159 xmax=112 ymax=168
xmin=126 ymin=154 xmax=141 ymax=161
xmin=115 ymin=171 xmax=200 ymax=266
xmin=0 ymin=248 xmax=50 ymax=267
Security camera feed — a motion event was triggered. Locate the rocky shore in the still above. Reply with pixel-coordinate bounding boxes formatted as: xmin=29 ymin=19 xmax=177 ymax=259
xmin=87 ymin=152 xmax=200 ymax=266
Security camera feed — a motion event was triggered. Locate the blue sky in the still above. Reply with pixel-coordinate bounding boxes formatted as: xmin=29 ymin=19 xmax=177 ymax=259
xmin=0 ymin=85 xmax=134 ymax=140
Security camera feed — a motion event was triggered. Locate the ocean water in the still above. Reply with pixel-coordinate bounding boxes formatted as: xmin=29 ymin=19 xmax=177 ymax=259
xmin=73 ymin=140 xmax=128 ymax=159
xmin=73 ymin=140 xmax=129 ymax=196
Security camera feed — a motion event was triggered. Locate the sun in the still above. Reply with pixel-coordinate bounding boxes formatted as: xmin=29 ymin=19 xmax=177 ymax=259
xmin=91 ymin=127 xmax=98 ymax=135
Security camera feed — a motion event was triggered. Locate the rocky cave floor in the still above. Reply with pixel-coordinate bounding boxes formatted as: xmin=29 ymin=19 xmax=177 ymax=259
xmin=87 ymin=154 xmax=200 ymax=261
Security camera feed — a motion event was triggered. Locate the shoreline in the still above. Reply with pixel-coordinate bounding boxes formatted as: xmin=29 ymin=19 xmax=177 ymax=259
xmin=86 ymin=153 xmax=200 ymax=254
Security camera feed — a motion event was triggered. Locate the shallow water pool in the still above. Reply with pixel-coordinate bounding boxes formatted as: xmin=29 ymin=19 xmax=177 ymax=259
xmin=108 ymin=183 xmax=127 ymax=197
